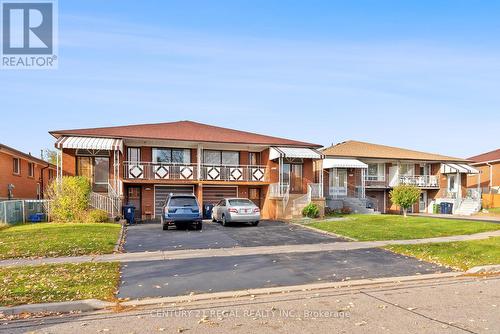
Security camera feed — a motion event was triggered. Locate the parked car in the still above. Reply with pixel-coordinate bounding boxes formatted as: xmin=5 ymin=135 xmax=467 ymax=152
xmin=161 ymin=193 xmax=202 ymax=230
xmin=212 ymin=198 xmax=260 ymax=226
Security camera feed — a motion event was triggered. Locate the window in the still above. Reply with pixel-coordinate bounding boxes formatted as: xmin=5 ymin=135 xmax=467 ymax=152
xmin=76 ymin=156 xmax=109 ymax=192
xmin=77 ymin=157 xmax=92 ymax=179
xmin=228 ymin=199 xmax=253 ymax=206
xmin=152 ymin=148 xmax=190 ymax=164
xmin=399 ymin=163 xmax=414 ymax=176
xmin=249 ymin=152 xmax=261 ymax=165
xmin=49 ymin=169 xmax=54 ymax=180
xmin=367 ymin=163 xmax=385 ymax=181
xmin=127 ymin=147 xmax=141 ymax=162
xmin=203 ymin=150 xmax=240 ymax=165
xmin=28 ymin=162 xmax=35 ymax=177
xmin=13 ymin=158 xmax=20 ymax=174
xmin=419 ymin=164 xmax=431 ymax=176
xmin=169 ymin=196 xmax=198 ymax=207
xmin=448 ymin=175 xmax=457 ymax=192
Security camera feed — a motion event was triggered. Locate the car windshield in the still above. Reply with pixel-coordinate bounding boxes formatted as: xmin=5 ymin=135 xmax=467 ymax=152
xmin=228 ymin=199 xmax=254 ymax=206
xmin=169 ymin=197 xmax=197 ymax=207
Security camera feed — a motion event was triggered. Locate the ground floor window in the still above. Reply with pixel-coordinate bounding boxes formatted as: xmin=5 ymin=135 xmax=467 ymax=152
xmin=76 ymin=156 xmax=109 ymax=192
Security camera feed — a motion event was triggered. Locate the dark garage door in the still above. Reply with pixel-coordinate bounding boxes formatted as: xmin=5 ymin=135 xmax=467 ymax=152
xmin=155 ymin=185 xmax=195 ymax=218
xmin=202 ymin=186 xmax=238 ymax=205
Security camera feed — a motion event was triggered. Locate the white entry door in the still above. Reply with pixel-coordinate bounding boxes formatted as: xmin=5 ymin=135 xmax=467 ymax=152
xmin=419 ymin=191 xmax=427 ymax=213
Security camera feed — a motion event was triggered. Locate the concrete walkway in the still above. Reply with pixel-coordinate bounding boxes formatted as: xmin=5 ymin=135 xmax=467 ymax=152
xmin=409 ymin=213 xmax=500 ymax=223
xmin=2 ymin=229 xmax=500 ymax=268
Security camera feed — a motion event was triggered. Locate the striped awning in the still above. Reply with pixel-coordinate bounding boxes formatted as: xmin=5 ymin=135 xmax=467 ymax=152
xmin=269 ymin=147 xmax=323 ymax=160
xmin=323 ymin=158 xmax=368 ymax=169
xmin=55 ymin=136 xmax=123 ymax=152
xmin=440 ymin=163 xmax=479 ymax=174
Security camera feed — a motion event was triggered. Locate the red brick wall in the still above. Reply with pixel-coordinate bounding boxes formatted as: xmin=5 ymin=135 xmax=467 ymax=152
xmin=0 ymin=151 xmax=55 ymax=199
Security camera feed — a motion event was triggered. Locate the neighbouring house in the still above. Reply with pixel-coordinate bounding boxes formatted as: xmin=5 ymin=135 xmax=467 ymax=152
xmin=320 ymin=140 xmax=481 ymax=215
xmin=49 ymin=121 xmax=325 ymax=220
xmin=0 ymin=143 xmax=56 ymax=200
xmin=467 ymin=149 xmax=500 ymax=194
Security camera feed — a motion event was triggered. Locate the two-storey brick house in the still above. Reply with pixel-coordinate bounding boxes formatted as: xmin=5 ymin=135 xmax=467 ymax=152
xmin=0 ymin=143 xmax=56 ymax=200
xmin=50 ymin=121 xmax=324 ymax=220
xmin=321 ymin=140 xmax=480 ymax=215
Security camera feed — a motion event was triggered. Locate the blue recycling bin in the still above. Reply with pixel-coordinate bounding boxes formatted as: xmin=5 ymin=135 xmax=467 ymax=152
xmin=440 ymin=202 xmax=453 ymax=214
xmin=123 ymin=205 xmax=136 ymax=224
xmin=203 ymin=203 xmax=214 ymax=219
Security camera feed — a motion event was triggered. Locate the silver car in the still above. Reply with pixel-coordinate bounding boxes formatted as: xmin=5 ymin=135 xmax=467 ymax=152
xmin=211 ymin=198 xmax=260 ymax=226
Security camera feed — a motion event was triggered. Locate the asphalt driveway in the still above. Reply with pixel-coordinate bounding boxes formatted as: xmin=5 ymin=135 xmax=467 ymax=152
xmin=124 ymin=220 xmax=346 ymax=252
xmin=118 ymin=248 xmax=451 ymax=299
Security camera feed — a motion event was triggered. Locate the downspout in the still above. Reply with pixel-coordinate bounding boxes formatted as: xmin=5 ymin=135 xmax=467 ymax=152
xmin=40 ymin=163 xmax=50 ymax=199
xmin=486 ymin=162 xmax=493 ymax=191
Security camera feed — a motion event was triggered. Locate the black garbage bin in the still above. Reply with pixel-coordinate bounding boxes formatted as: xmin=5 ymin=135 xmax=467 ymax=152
xmin=123 ymin=204 xmax=136 ymax=224
xmin=203 ymin=203 xmax=214 ymax=219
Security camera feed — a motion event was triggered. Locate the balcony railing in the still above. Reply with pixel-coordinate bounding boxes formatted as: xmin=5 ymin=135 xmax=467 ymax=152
xmin=398 ymin=175 xmax=439 ymax=188
xmin=123 ymin=162 xmax=268 ymax=182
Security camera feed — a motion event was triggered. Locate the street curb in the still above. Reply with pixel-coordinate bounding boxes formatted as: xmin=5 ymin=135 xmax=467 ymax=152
xmin=113 ymin=220 xmax=127 ymax=253
xmin=0 ymin=299 xmax=114 ymax=316
xmin=466 ymin=264 xmax=500 ymax=274
xmin=0 ymin=272 xmax=463 ymax=316
xmin=120 ymin=271 xmax=462 ymax=307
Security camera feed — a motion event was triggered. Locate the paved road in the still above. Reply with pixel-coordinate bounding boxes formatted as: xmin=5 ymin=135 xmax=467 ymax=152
xmin=4 ymin=276 xmax=498 ymax=333
xmin=124 ymin=220 xmax=346 ymax=252
xmin=118 ymin=248 xmax=450 ymax=299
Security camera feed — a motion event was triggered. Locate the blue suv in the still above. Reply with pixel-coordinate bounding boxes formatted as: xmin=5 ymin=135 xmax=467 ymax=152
xmin=161 ymin=193 xmax=202 ymax=230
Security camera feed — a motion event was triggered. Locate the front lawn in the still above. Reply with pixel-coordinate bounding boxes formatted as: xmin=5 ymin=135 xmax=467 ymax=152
xmin=0 ymin=262 xmax=120 ymax=306
xmin=385 ymin=237 xmax=500 ymax=270
xmin=307 ymin=214 xmax=500 ymax=241
xmin=0 ymin=223 xmax=121 ymax=259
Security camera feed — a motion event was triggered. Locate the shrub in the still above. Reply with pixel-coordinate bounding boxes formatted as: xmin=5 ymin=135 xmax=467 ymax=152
xmin=389 ymin=184 xmax=421 ymax=217
xmin=302 ymin=203 xmax=320 ymax=218
xmin=86 ymin=209 xmax=110 ymax=223
xmin=46 ymin=176 xmax=91 ymax=223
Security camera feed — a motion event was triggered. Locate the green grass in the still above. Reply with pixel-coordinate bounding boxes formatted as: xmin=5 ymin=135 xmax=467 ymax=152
xmin=0 ymin=262 xmax=120 ymax=306
xmin=307 ymin=214 xmax=500 ymax=241
xmin=386 ymin=237 xmax=500 ymax=270
xmin=0 ymin=223 xmax=121 ymax=259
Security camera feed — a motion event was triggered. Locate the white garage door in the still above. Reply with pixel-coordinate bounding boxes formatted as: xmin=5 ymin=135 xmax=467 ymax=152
xmin=155 ymin=185 xmax=195 ymax=218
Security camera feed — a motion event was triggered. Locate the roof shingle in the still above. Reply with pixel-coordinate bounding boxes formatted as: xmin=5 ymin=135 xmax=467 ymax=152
xmin=468 ymin=149 xmax=500 ymax=163
xmin=322 ymin=140 xmax=468 ymax=162
xmin=50 ymin=121 xmax=321 ymax=148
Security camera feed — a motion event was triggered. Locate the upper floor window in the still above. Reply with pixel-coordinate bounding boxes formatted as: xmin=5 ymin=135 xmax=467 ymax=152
xmin=153 ymin=148 xmax=191 ymax=164
xmin=249 ymin=152 xmax=261 ymax=165
xmin=13 ymin=158 xmax=20 ymax=174
xmin=399 ymin=163 xmax=414 ymax=176
xmin=127 ymin=147 xmax=141 ymax=162
xmin=203 ymin=150 xmax=239 ymax=165
xmin=28 ymin=162 xmax=35 ymax=177
xmin=419 ymin=164 xmax=431 ymax=175
xmin=367 ymin=163 xmax=385 ymax=180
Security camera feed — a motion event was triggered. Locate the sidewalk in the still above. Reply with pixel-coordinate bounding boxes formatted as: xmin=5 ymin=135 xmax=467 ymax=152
xmin=2 ymin=229 xmax=500 ymax=268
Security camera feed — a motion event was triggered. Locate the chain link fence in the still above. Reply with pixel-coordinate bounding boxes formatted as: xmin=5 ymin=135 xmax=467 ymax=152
xmin=0 ymin=200 xmax=51 ymax=225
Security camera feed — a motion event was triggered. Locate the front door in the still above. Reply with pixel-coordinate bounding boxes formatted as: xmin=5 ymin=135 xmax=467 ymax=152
xmin=330 ymin=168 xmax=347 ymax=197
xmin=419 ymin=191 xmax=427 ymax=213
xmin=282 ymin=163 xmax=303 ymax=193
xmin=127 ymin=186 xmax=142 ymax=220
xmin=249 ymin=188 xmax=261 ymax=208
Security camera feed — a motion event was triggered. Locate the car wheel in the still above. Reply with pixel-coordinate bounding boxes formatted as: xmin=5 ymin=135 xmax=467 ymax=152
xmin=162 ymin=223 xmax=169 ymax=230
xmin=211 ymin=213 xmax=217 ymax=222
xmin=196 ymin=222 xmax=203 ymax=230
xmin=252 ymin=221 xmax=259 ymax=226
xmin=222 ymin=215 xmax=228 ymax=226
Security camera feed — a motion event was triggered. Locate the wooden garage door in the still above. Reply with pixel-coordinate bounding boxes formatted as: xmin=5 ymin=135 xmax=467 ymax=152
xmin=202 ymin=186 xmax=238 ymax=205
xmin=155 ymin=185 xmax=194 ymax=218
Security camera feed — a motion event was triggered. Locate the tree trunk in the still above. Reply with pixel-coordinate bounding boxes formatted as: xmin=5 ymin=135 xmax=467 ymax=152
xmin=403 ymin=207 xmax=407 ymax=217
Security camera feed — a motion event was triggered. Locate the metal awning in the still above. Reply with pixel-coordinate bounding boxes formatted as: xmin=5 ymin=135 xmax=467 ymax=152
xmin=269 ymin=147 xmax=323 ymax=160
xmin=55 ymin=136 xmax=123 ymax=153
xmin=323 ymin=158 xmax=368 ymax=169
xmin=440 ymin=163 xmax=479 ymax=174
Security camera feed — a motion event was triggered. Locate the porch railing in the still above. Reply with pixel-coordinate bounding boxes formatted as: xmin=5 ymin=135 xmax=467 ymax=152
xmin=399 ymin=175 xmax=439 ymax=188
xmin=123 ymin=162 xmax=267 ymax=182
xmin=309 ymin=183 xmax=323 ymax=199
xmin=90 ymin=192 xmax=122 ymax=218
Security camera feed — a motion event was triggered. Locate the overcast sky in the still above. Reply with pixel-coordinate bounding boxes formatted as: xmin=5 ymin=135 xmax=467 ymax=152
xmin=1 ymin=0 xmax=499 ymax=159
